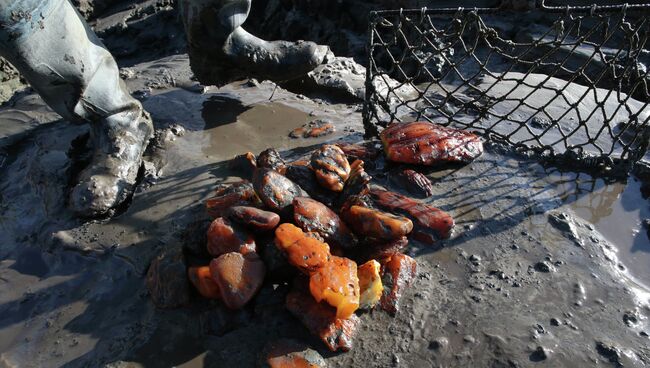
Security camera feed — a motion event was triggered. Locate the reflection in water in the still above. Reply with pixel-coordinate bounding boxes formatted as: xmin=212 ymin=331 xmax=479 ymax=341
xmin=201 ymin=95 xmax=250 ymax=129
xmin=542 ymin=171 xmax=624 ymax=225
xmin=541 ymin=170 xmax=650 ymax=285
xmin=197 ymin=99 xmax=312 ymax=161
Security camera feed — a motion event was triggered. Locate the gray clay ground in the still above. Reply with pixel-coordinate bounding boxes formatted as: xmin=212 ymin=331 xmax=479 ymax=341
xmin=1 ymin=1 xmax=650 ymax=367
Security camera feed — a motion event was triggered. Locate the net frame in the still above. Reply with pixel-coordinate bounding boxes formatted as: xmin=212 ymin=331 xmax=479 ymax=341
xmin=363 ymin=1 xmax=650 ymax=175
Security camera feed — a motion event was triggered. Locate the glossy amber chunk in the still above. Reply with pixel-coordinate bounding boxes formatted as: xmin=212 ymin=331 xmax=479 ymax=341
xmin=275 ymin=223 xmax=331 ymax=274
xmin=368 ymin=188 xmax=454 ymax=243
xmin=253 ymin=168 xmax=305 ymax=213
xmin=257 ymin=148 xmax=287 ymax=174
xmin=340 ymin=159 xmax=372 ymax=201
xmin=380 ymin=253 xmax=417 ymax=315
xmin=286 ymin=279 xmax=361 ymax=352
xmin=357 ymin=260 xmax=383 ymax=310
xmin=205 ymin=181 xmax=259 ymax=218
xmin=342 ymin=205 xmax=413 ymax=240
xmin=228 ymin=205 xmax=280 ymax=231
xmin=293 ymin=197 xmax=355 ymax=249
xmin=389 ymin=169 xmax=433 ymax=198
xmin=310 ymin=145 xmax=351 ymax=192
xmin=380 ymin=121 xmax=483 ymax=165
xmin=187 ymin=266 xmax=220 ymax=299
xmin=209 ymin=252 xmax=266 ymax=309
xmin=309 ymin=256 xmax=360 ymax=319
xmin=206 ymin=217 xmax=256 ymax=256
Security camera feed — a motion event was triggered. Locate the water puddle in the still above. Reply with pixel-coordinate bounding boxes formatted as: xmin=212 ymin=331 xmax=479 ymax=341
xmin=543 ymin=171 xmax=650 ymax=285
xmin=199 ymin=98 xmax=312 ymax=161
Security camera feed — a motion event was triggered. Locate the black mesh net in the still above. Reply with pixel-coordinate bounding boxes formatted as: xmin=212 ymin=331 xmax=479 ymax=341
xmin=363 ymin=2 xmax=650 ymax=175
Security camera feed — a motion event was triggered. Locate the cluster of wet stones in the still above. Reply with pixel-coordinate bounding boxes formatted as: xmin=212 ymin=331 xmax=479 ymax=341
xmin=146 ymin=121 xmax=483 ymax=367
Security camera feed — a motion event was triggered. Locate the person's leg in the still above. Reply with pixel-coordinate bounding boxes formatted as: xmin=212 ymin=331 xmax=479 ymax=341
xmin=0 ymin=0 xmax=153 ymax=217
xmin=179 ymin=0 xmax=331 ymax=86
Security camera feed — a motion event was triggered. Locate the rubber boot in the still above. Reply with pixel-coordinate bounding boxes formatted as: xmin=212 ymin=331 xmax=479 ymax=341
xmin=179 ymin=0 xmax=331 ymax=86
xmin=0 ymin=0 xmax=153 ymax=217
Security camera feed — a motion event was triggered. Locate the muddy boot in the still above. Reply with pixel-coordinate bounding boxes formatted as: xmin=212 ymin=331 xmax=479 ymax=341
xmin=0 ymin=0 xmax=153 ymax=217
xmin=180 ymin=0 xmax=331 ymax=86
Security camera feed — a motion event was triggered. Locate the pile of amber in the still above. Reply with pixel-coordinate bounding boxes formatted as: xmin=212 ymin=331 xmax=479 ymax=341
xmin=188 ymin=121 xmax=482 ymax=353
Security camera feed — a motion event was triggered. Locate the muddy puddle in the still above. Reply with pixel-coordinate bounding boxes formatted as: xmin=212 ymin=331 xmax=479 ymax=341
xmin=536 ymin=171 xmax=650 ymax=286
xmin=200 ymin=97 xmax=312 ymax=159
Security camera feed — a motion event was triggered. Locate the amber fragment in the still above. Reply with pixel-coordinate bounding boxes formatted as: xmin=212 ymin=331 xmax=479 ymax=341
xmin=390 ymin=169 xmax=433 ymax=198
xmin=289 ymin=119 xmax=335 ymax=139
xmin=261 ymin=339 xmax=327 ymax=368
xmin=257 ymin=148 xmax=287 ymax=174
xmin=284 ymin=165 xmax=335 ymax=207
xmin=368 ymin=188 xmax=454 ymax=243
xmin=293 ymin=197 xmax=355 ymax=249
xmin=341 ymin=205 xmax=413 ymax=240
xmin=380 ymin=253 xmax=417 ymax=315
xmin=380 ymin=121 xmax=483 ymax=165
xmin=206 ymin=181 xmax=260 ymax=218
xmin=309 ymin=256 xmax=360 ymax=319
xmin=358 ymin=260 xmax=383 ymax=310
xmin=286 ymin=279 xmax=361 ymax=352
xmin=209 ymin=252 xmax=266 ymax=309
xmin=335 ymin=142 xmax=380 ymax=161
xmin=229 ymin=152 xmax=257 ymax=178
xmin=188 ymin=266 xmax=221 ymax=299
xmin=253 ymin=168 xmax=306 ymax=213
xmin=275 ymin=223 xmax=331 ymax=274
xmin=228 ymin=206 xmax=280 ymax=231
xmin=340 ymin=159 xmax=372 ymax=201
xmin=206 ymin=217 xmax=256 ymax=256
xmin=310 ymin=145 xmax=351 ymax=192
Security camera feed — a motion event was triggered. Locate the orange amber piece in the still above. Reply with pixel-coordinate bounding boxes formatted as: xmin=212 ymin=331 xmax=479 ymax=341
xmin=368 ymin=188 xmax=454 ymax=243
xmin=187 ymin=266 xmax=220 ymax=299
xmin=344 ymin=205 xmax=413 ymax=240
xmin=275 ymin=223 xmax=331 ymax=274
xmin=310 ymin=145 xmax=351 ymax=192
xmin=380 ymin=253 xmax=417 ymax=315
xmin=206 ymin=217 xmax=256 ymax=257
xmin=357 ymin=260 xmax=383 ymax=309
xmin=380 ymin=121 xmax=483 ymax=165
xmin=309 ymin=256 xmax=360 ymax=319
xmin=286 ymin=278 xmax=361 ymax=352
xmin=209 ymin=252 xmax=266 ymax=309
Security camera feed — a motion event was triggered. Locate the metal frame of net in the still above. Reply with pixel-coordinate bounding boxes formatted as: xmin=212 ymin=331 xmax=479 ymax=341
xmin=363 ymin=1 xmax=650 ymax=175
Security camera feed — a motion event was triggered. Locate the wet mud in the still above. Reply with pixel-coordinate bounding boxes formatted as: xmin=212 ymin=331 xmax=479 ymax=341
xmin=0 ymin=53 xmax=649 ymax=367
xmin=1 ymin=0 xmax=650 ymax=365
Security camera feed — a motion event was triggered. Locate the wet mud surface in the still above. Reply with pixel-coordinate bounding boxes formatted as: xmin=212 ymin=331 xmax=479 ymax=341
xmin=0 ymin=54 xmax=649 ymax=367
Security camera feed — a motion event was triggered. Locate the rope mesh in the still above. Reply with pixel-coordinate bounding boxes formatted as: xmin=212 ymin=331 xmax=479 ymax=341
xmin=363 ymin=3 xmax=650 ymax=174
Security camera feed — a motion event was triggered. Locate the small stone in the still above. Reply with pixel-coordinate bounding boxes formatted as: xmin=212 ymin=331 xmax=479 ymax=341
xmin=623 ymin=310 xmax=640 ymax=326
xmin=530 ymin=346 xmax=551 ymax=361
xmin=463 ymin=335 xmax=476 ymax=344
xmin=428 ymin=337 xmax=449 ymax=351
xmin=595 ymin=341 xmax=623 ymax=366
xmin=469 ymin=254 xmax=481 ymax=264
xmin=550 ymin=318 xmax=560 ymax=326
xmin=534 ymin=261 xmax=555 ymax=273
